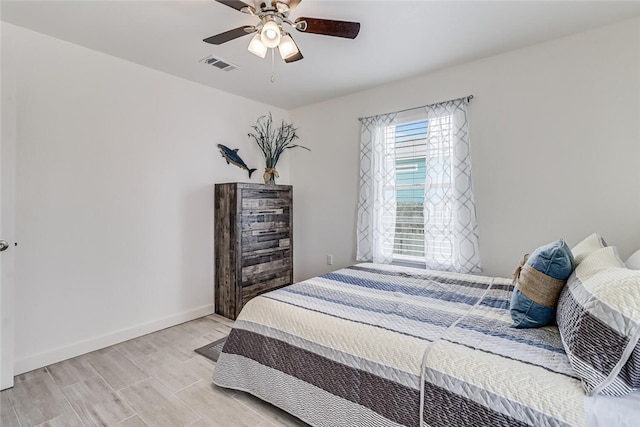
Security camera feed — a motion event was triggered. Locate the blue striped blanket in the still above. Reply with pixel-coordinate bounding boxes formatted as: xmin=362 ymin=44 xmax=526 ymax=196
xmin=214 ymin=263 xmax=586 ymax=426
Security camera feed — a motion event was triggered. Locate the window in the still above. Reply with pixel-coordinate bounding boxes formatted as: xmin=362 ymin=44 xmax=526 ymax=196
xmin=393 ymin=121 xmax=427 ymax=261
xmin=357 ymin=97 xmax=480 ymax=273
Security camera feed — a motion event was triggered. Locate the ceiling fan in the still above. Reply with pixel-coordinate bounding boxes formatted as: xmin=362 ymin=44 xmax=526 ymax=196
xmin=203 ymin=0 xmax=361 ymax=63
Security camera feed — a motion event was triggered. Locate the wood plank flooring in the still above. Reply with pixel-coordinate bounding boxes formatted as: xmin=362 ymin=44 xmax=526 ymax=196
xmin=0 ymin=315 xmax=308 ymax=427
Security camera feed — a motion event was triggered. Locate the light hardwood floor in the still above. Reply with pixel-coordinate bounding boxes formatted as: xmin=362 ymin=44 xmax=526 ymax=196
xmin=0 ymin=314 xmax=308 ymax=427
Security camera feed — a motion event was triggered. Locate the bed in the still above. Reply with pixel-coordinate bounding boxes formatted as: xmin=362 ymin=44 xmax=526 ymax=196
xmin=213 ymin=262 xmax=638 ymax=426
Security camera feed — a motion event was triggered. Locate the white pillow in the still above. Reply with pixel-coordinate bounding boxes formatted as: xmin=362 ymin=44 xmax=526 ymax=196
xmin=626 ymin=249 xmax=640 ymax=270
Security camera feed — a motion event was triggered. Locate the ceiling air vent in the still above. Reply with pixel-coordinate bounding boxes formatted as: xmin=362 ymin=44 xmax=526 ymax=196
xmin=200 ymin=55 xmax=238 ymax=71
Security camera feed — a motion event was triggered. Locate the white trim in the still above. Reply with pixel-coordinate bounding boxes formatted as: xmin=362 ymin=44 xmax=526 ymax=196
xmin=14 ymin=304 xmax=214 ymax=375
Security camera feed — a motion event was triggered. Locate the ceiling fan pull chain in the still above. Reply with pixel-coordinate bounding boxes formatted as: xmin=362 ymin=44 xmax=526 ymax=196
xmin=270 ymin=48 xmax=276 ymax=83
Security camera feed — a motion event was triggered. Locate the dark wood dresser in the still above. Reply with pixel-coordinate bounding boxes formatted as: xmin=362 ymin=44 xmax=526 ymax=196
xmin=214 ymin=182 xmax=293 ymax=319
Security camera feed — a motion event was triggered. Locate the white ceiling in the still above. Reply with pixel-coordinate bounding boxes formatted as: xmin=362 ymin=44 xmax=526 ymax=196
xmin=3 ymin=0 xmax=640 ymax=110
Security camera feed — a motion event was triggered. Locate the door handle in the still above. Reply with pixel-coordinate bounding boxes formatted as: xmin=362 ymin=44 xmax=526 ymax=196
xmin=0 ymin=240 xmax=9 ymax=252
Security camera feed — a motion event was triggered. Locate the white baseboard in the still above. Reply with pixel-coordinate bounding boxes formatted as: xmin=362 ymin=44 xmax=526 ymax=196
xmin=14 ymin=304 xmax=214 ymax=375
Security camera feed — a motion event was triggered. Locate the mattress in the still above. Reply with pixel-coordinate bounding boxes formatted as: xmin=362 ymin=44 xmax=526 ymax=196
xmin=213 ymin=263 xmax=587 ymax=427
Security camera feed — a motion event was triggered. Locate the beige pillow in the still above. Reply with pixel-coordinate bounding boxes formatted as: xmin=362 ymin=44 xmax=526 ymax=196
xmin=571 ymin=233 xmax=607 ymax=265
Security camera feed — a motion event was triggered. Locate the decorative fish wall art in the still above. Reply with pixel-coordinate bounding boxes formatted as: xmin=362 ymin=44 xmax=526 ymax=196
xmin=217 ymin=144 xmax=257 ymax=178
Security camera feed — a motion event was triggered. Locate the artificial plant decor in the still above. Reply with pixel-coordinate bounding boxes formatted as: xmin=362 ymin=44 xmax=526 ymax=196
xmin=248 ymin=113 xmax=309 ymax=184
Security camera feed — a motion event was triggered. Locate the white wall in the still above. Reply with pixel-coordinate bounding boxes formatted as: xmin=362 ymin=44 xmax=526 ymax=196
xmin=5 ymin=15 xmax=640 ymax=374
xmin=290 ymin=17 xmax=640 ymax=281
xmin=3 ymin=23 xmax=289 ymax=374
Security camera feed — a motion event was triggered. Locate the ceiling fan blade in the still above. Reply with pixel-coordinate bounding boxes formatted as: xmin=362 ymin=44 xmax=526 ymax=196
xmin=203 ymin=26 xmax=255 ymax=45
xmin=215 ymin=0 xmax=251 ymax=12
xmin=295 ymin=17 xmax=360 ymax=39
xmin=284 ymin=51 xmax=303 ymax=63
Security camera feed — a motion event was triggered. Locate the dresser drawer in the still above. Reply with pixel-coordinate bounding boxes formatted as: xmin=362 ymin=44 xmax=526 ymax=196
xmin=242 ymin=274 xmax=291 ymax=305
xmin=240 ymin=237 xmax=290 ymax=254
xmin=241 ymin=196 xmax=290 ymax=210
xmin=241 ymin=212 xmax=290 ymax=226
xmin=242 ymin=247 xmax=291 ymax=267
xmin=242 ymin=228 xmax=290 ymax=252
xmin=242 ymin=258 xmax=291 ymax=282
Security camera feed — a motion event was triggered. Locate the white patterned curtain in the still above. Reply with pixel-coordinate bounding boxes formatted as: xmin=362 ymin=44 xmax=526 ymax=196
xmin=423 ymin=98 xmax=481 ymax=273
xmin=356 ymin=114 xmax=397 ymax=264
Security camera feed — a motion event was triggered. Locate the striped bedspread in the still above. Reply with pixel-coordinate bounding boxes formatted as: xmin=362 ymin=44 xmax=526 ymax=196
xmin=213 ymin=263 xmax=586 ymax=427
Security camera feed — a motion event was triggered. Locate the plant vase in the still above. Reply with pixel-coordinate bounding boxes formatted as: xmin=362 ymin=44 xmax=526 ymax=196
xmin=263 ymin=163 xmax=279 ymax=185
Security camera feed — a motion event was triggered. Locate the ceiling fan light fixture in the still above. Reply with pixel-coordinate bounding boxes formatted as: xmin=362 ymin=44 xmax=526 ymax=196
xmin=248 ymin=34 xmax=268 ymax=58
xmin=275 ymin=1 xmax=290 ymax=14
xmin=260 ymin=20 xmax=281 ymax=48
xmin=278 ymin=34 xmax=299 ymax=60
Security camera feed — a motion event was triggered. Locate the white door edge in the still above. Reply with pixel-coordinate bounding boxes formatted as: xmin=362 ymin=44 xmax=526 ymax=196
xmin=1 ymin=23 xmax=17 ymax=390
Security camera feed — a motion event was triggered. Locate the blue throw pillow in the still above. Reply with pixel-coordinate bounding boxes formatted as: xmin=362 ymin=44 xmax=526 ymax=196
xmin=510 ymin=240 xmax=575 ymax=328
